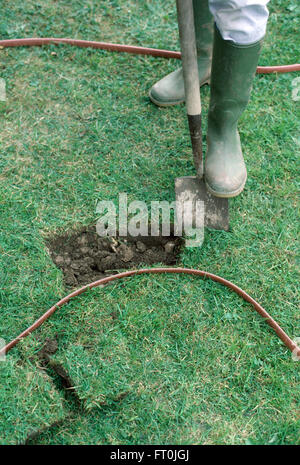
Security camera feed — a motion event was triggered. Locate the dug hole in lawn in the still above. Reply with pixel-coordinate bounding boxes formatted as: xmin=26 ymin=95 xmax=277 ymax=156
xmin=47 ymin=224 xmax=183 ymax=287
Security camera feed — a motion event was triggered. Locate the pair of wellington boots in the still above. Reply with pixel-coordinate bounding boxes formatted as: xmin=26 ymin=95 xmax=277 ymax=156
xmin=149 ymin=0 xmax=263 ymax=198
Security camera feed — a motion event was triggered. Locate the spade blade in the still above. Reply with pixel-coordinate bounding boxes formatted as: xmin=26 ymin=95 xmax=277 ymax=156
xmin=175 ymin=176 xmax=229 ymax=231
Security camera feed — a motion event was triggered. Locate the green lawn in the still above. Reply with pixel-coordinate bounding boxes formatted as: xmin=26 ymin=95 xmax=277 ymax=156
xmin=0 ymin=0 xmax=299 ymax=445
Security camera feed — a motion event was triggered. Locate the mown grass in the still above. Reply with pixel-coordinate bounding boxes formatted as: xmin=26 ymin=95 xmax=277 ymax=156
xmin=0 ymin=357 xmax=67 ymax=445
xmin=0 ymin=0 xmax=299 ymax=445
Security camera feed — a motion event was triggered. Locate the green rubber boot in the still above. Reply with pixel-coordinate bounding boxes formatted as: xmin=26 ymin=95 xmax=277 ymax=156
xmin=205 ymin=26 xmax=264 ymax=198
xmin=149 ymin=0 xmax=213 ymax=106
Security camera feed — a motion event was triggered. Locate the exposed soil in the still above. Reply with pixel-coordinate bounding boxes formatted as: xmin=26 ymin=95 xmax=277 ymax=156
xmin=47 ymin=225 xmax=183 ymax=287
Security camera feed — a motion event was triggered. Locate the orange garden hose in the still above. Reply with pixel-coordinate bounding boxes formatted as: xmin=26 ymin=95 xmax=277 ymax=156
xmin=0 ymin=37 xmax=299 ymax=74
xmin=1 ymin=268 xmax=300 ymax=358
xmin=1 ymin=38 xmax=299 ymax=359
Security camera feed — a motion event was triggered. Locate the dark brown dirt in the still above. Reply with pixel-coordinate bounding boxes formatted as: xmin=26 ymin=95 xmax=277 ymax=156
xmin=47 ymin=225 xmax=183 ymax=287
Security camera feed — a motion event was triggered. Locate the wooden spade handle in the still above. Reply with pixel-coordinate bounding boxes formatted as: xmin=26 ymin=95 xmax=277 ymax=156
xmin=176 ymin=0 xmax=203 ymax=178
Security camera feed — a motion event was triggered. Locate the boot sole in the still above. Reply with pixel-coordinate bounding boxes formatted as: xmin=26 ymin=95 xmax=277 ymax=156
xmin=205 ymin=174 xmax=247 ymax=198
xmin=149 ymin=80 xmax=210 ymax=107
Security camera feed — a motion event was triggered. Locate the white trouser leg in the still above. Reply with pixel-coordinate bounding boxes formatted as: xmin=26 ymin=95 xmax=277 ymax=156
xmin=208 ymin=0 xmax=270 ymax=44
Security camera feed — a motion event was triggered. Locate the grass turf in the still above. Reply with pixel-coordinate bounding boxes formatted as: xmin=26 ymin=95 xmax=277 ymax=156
xmin=0 ymin=0 xmax=299 ymax=445
xmin=0 ymin=355 xmax=67 ymax=445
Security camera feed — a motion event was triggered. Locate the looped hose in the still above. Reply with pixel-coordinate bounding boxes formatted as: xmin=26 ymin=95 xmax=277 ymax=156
xmin=0 ymin=37 xmax=299 ymax=74
xmin=1 ymin=267 xmax=300 ymax=358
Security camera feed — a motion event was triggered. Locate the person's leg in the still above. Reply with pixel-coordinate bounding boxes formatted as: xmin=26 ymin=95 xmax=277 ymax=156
xmin=205 ymin=0 xmax=269 ymax=197
xmin=149 ymin=0 xmax=213 ymax=107
xmin=208 ymin=0 xmax=269 ymax=44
